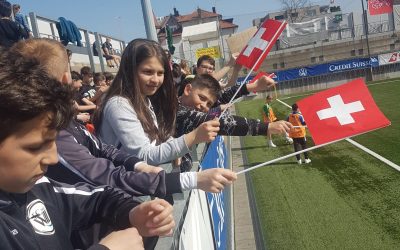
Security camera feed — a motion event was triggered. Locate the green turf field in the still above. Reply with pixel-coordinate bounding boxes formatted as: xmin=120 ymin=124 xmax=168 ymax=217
xmin=235 ymin=79 xmax=400 ymax=249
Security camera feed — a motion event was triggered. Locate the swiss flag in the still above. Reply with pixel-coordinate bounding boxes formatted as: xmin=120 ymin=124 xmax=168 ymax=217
xmin=368 ymin=0 xmax=393 ymax=15
xmin=389 ymin=52 xmax=398 ymax=62
xmin=236 ymin=19 xmax=287 ymax=71
xmin=297 ymin=79 xmax=390 ymax=145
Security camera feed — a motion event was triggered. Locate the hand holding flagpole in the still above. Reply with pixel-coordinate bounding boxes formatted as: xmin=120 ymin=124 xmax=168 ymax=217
xmin=218 ymin=19 xmax=287 ymax=119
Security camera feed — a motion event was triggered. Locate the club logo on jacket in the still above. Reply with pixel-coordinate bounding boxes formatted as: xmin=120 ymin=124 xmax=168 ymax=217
xmin=26 ymin=199 xmax=55 ymax=235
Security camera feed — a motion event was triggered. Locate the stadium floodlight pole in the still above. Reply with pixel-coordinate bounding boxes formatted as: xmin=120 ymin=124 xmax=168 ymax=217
xmin=360 ymin=0 xmax=374 ymax=81
xmin=140 ymin=0 xmax=158 ymax=41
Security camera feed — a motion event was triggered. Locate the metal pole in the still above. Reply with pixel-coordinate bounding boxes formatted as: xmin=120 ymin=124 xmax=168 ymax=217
xmin=361 ymin=0 xmax=374 ymax=81
xmin=84 ymin=30 xmax=96 ymax=73
xmin=140 ymin=0 xmax=158 ymax=41
xmin=94 ymin=32 xmax=105 ymax=73
xmin=28 ymin=12 xmax=40 ymax=38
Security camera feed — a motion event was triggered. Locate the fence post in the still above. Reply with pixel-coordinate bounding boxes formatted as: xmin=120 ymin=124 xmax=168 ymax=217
xmin=83 ymin=30 xmax=96 ymax=73
xmin=94 ymin=32 xmax=105 ymax=73
xmin=28 ymin=12 xmax=40 ymax=38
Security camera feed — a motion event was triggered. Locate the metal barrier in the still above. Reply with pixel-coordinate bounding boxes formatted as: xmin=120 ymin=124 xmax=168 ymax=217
xmin=27 ymin=12 xmax=126 ymax=73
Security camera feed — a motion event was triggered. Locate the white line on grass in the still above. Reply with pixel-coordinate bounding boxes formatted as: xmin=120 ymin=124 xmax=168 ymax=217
xmin=345 ymin=138 xmax=400 ymax=171
xmin=276 ymin=97 xmax=400 ymax=171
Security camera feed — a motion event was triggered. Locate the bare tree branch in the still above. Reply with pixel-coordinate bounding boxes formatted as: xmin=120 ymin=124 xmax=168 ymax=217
xmin=279 ymin=0 xmax=312 ymax=23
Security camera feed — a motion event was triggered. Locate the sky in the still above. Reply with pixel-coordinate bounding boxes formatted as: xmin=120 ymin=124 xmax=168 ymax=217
xmin=15 ymin=0 xmax=362 ymax=42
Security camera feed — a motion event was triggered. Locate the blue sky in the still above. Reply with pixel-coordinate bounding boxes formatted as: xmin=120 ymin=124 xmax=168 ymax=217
xmin=15 ymin=0 xmax=360 ymax=42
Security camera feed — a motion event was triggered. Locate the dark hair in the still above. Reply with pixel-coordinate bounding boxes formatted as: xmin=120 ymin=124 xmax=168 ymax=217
xmin=0 ymin=48 xmax=74 ymax=142
xmin=80 ymin=66 xmax=92 ymax=76
xmin=71 ymin=71 xmax=82 ymax=81
xmin=104 ymin=72 xmax=114 ymax=82
xmin=94 ymin=38 xmax=177 ymax=143
xmin=0 ymin=1 xmax=11 ymax=18
xmin=197 ymin=55 xmax=215 ymax=68
xmin=191 ymin=74 xmax=221 ymax=100
xmin=93 ymin=72 xmax=105 ymax=85
xmin=266 ymin=95 xmax=273 ymax=100
xmin=172 ymin=63 xmax=182 ymax=78
xmin=292 ymin=103 xmax=298 ymax=111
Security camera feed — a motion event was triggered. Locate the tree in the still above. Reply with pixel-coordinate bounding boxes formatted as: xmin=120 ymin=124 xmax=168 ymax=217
xmin=279 ymin=0 xmax=312 ymax=23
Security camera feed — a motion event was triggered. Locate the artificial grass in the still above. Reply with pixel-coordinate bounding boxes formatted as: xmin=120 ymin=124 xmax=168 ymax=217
xmin=235 ymin=79 xmax=400 ymax=249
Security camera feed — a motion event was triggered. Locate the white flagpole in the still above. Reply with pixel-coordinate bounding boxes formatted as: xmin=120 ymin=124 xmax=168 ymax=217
xmin=236 ymin=137 xmax=346 ymax=175
xmin=218 ymin=21 xmax=287 ymax=119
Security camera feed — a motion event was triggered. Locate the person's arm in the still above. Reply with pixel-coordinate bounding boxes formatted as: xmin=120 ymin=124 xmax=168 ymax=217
xmin=211 ymin=53 xmax=238 ymax=81
xmin=76 ymin=98 xmax=96 ymax=112
xmin=218 ymin=75 xmax=276 ymax=105
xmin=102 ymin=43 xmax=110 ymax=55
xmin=49 ymin=178 xmax=174 ymax=238
xmin=54 ymin=128 xmax=182 ymax=197
xmin=101 ymin=97 xmax=193 ymax=165
xmin=176 ymin=104 xmax=268 ymax=137
xmin=88 ymin=86 xmax=109 ymax=104
xmin=299 ymin=114 xmax=306 ymax=125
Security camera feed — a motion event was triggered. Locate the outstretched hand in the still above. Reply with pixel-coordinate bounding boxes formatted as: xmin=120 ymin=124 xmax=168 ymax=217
xmin=267 ymin=120 xmax=292 ymax=135
xmin=129 ymin=199 xmax=175 ymax=237
xmin=246 ymin=75 xmax=276 ymax=93
xmin=197 ymin=168 xmax=237 ymax=193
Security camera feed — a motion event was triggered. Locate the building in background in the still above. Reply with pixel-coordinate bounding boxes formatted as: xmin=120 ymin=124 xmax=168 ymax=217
xmin=247 ymin=3 xmax=400 ymax=79
xmin=154 ymin=7 xmax=238 ymax=68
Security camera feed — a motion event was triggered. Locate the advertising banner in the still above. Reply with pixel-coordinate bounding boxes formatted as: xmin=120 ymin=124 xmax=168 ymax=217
xmin=196 ymin=46 xmax=221 ymax=59
xmin=178 ymin=190 xmax=214 ymax=250
xmin=378 ymin=51 xmax=400 ymax=65
xmin=276 ymin=57 xmax=379 ymax=81
xmin=201 ymin=136 xmax=228 ymax=250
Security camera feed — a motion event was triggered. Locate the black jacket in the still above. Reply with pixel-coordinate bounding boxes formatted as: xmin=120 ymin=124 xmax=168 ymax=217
xmin=46 ymin=120 xmax=181 ymax=198
xmin=0 ymin=177 xmax=139 ymax=249
xmin=0 ymin=18 xmax=28 ymax=47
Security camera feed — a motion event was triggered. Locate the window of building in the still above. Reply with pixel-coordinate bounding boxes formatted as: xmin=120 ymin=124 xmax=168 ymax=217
xmin=390 ymin=43 xmax=395 ymax=50
xmin=291 ymin=12 xmax=299 ymax=18
xmin=319 ymin=55 xmax=324 ymax=62
xmin=358 ymin=49 xmax=364 ymax=55
xmin=273 ymin=63 xmax=278 ymax=69
xmin=351 ymin=50 xmax=356 ymax=56
xmin=280 ymin=62 xmax=285 ymax=68
xmin=311 ymin=57 xmax=316 ymax=63
xmin=307 ymin=9 xmax=317 ymax=17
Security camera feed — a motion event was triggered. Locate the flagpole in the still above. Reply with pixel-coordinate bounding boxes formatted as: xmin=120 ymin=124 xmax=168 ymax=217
xmin=236 ymin=121 xmax=390 ymax=175
xmin=361 ymin=0 xmax=374 ymax=81
xmin=236 ymin=137 xmax=346 ymax=175
xmin=218 ymin=21 xmax=287 ymax=120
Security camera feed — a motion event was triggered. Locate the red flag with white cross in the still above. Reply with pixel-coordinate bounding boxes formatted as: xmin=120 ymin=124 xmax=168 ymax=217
xmin=368 ymin=0 xmax=393 ymax=15
xmin=236 ymin=19 xmax=287 ymax=71
xmin=297 ymin=78 xmax=390 ymax=145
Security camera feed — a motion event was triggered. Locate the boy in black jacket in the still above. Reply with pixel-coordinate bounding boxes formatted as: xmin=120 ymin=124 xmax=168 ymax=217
xmin=0 ymin=48 xmax=174 ymax=249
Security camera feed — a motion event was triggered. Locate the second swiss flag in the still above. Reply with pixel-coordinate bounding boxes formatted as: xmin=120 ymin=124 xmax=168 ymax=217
xmin=297 ymin=78 xmax=390 ymax=145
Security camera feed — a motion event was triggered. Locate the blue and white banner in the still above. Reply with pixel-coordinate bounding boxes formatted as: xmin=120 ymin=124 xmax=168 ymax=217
xmin=201 ymin=136 xmax=228 ymax=250
xmin=236 ymin=57 xmax=379 ymax=84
